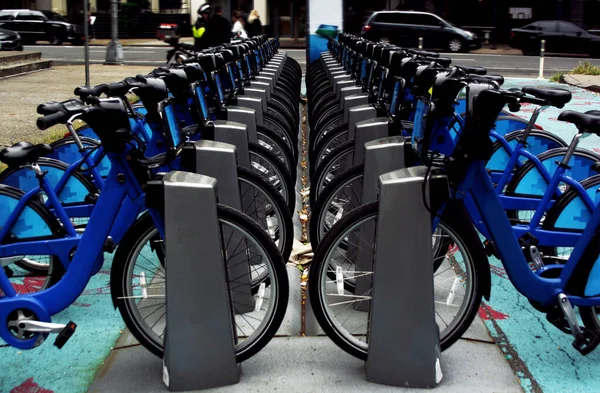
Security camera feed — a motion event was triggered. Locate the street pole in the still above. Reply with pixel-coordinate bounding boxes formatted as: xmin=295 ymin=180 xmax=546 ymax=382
xmin=83 ymin=0 xmax=90 ymax=86
xmin=538 ymin=39 xmax=545 ymax=80
xmin=105 ymin=0 xmax=124 ymax=64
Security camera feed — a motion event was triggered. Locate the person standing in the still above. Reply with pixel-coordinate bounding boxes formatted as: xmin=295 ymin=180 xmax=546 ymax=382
xmin=232 ymin=11 xmax=248 ymax=38
xmin=192 ymin=3 xmax=211 ymax=50
xmin=207 ymin=5 xmax=233 ymax=46
xmin=246 ymin=10 xmax=263 ymax=38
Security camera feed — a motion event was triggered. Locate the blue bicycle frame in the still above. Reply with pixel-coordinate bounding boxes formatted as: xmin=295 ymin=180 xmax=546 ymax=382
xmin=0 ymin=146 xmax=163 ymax=349
xmin=451 ymin=159 xmax=600 ymax=306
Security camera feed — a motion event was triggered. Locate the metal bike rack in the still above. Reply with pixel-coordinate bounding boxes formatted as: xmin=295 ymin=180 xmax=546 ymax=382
xmin=180 ymin=140 xmax=254 ymax=313
xmin=147 ymin=171 xmax=241 ymax=391
xmin=352 ymin=118 xmax=390 ymax=166
xmin=347 ymin=105 xmax=377 ymax=138
xmin=352 ymin=136 xmax=407 ymax=311
xmin=222 ymin=106 xmax=258 ymax=143
xmin=243 ymin=87 xmax=268 ymax=112
xmin=212 ymin=120 xmax=251 ymax=168
xmin=365 ymin=166 xmax=445 ymax=388
xmin=236 ymin=96 xmax=264 ymax=125
xmin=339 ymin=86 xmax=364 ymax=114
xmin=250 ymin=81 xmax=271 ymax=101
xmin=343 ymin=94 xmax=370 ymax=123
xmin=255 ymin=73 xmax=276 ymax=94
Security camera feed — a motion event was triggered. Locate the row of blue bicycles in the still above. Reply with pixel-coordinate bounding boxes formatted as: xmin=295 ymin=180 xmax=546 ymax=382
xmin=306 ymin=33 xmax=600 ymax=358
xmin=0 ymin=35 xmax=302 ymax=362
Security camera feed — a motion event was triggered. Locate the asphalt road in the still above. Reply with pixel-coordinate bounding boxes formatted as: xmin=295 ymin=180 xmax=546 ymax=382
xmin=24 ymin=44 xmax=308 ymax=70
xmin=24 ymin=44 xmax=600 ymax=77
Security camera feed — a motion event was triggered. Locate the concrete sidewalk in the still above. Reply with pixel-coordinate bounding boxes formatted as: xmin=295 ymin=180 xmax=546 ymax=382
xmin=0 ymin=64 xmax=154 ymax=146
xmin=85 ymin=36 xmax=306 ymax=48
xmin=562 ymin=74 xmax=600 ymax=93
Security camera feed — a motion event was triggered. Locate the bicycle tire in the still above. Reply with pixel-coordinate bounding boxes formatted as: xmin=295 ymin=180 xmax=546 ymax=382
xmin=309 ymin=164 xmax=363 ymax=250
xmin=111 ymin=206 xmax=289 ymax=362
xmin=487 ymin=129 xmax=567 ymax=175
xmin=311 ymin=127 xmax=349 ymax=170
xmin=257 ymin=125 xmax=297 ymax=179
xmin=310 ymin=141 xmax=355 ymax=207
xmin=49 ymin=136 xmax=111 ymax=181
xmin=505 ymin=148 xmax=600 ymax=198
xmin=0 ymin=184 xmax=64 ymax=284
xmin=308 ymin=201 xmax=484 ymax=359
xmin=263 ymin=114 xmax=298 ymax=159
xmin=310 ymin=116 xmax=346 ymax=155
xmin=0 ymin=157 xmax=98 ymax=204
xmin=238 ymin=166 xmax=294 ymax=261
xmin=249 ymin=142 xmax=295 ymax=212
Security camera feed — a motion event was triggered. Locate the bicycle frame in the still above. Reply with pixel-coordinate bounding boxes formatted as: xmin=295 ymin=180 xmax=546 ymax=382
xmin=420 ymin=99 xmax=596 ymax=249
xmin=450 ymin=159 xmax=600 ymax=307
xmin=0 ymin=153 xmax=153 ymax=349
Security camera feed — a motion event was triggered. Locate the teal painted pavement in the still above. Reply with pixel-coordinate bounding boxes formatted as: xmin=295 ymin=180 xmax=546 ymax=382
xmin=481 ymin=78 xmax=600 ymax=393
xmin=0 ymin=254 xmax=127 ymax=393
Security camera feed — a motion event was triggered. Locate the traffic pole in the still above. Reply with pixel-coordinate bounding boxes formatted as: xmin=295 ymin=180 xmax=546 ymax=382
xmin=83 ymin=0 xmax=90 ymax=86
xmin=537 ymin=39 xmax=545 ymax=80
xmin=105 ymin=0 xmax=124 ymax=64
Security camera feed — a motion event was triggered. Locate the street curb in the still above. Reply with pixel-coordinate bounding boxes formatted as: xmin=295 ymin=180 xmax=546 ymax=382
xmin=561 ymin=74 xmax=600 ymax=93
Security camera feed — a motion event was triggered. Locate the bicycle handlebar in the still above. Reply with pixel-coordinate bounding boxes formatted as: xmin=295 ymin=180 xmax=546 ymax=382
xmin=74 ymin=84 xmax=110 ymax=99
xmin=37 ymin=110 xmax=68 ymax=130
xmin=107 ymin=82 xmax=131 ymax=97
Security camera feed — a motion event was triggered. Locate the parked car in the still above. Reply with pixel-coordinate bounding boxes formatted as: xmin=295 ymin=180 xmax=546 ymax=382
xmin=510 ymin=20 xmax=600 ymax=57
xmin=0 ymin=27 xmax=22 ymax=51
xmin=0 ymin=9 xmax=84 ymax=45
xmin=361 ymin=11 xmax=481 ymax=53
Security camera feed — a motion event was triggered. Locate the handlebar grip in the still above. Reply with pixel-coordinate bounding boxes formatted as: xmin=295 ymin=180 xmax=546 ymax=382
xmin=37 ymin=110 xmax=67 ymax=130
xmin=37 ymin=101 xmax=64 ymax=115
xmin=107 ymin=82 xmax=130 ymax=97
xmin=74 ymin=84 xmax=109 ymax=98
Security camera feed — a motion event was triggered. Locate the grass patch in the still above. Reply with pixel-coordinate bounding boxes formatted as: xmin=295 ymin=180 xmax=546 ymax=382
xmin=570 ymin=61 xmax=600 ymax=76
xmin=550 ymin=71 xmax=566 ymax=82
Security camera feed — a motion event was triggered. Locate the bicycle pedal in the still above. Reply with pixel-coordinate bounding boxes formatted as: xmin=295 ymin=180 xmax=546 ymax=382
xmin=54 ymin=321 xmax=77 ymax=349
xmin=572 ymin=328 xmax=600 ymax=356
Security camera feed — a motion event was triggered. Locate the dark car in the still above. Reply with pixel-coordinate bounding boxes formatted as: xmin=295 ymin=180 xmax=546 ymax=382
xmin=510 ymin=20 xmax=600 ymax=57
xmin=361 ymin=11 xmax=481 ymax=53
xmin=0 ymin=27 xmax=22 ymax=51
xmin=0 ymin=9 xmax=84 ymax=45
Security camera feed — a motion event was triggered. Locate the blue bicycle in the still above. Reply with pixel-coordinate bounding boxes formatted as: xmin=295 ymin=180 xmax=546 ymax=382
xmin=0 ymin=96 xmax=289 ymax=362
xmin=308 ymin=79 xmax=600 ymax=359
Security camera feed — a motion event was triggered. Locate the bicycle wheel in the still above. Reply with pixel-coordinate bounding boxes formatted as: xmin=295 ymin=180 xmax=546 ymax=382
xmin=0 ymin=185 xmax=64 ymax=292
xmin=486 ymin=129 xmax=567 ymax=179
xmin=537 ymin=174 xmax=600 ymax=263
xmin=504 ymin=148 xmax=600 ymax=225
xmin=311 ymin=127 xmax=349 ymax=170
xmin=309 ymin=201 xmax=484 ymax=359
xmin=263 ymin=113 xmax=298 ymax=157
xmin=49 ymin=137 xmax=111 ymax=181
xmin=309 ymin=122 xmax=348 ymax=158
xmin=249 ymin=142 xmax=295 ymax=213
xmin=257 ymin=125 xmax=296 ymax=180
xmin=111 ymin=206 xmax=289 ymax=362
xmin=310 ymin=141 xmax=355 ymax=207
xmin=238 ymin=167 xmax=294 ymax=261
xmin=309 ymin=164 xmax=363 ymax=250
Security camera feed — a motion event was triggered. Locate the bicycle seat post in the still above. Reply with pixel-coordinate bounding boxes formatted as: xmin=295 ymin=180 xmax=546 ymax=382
xmin=519 ymin=105 xmax=546 ymax=142
xmin=560 ymin=133 xmax=585 ymax=168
